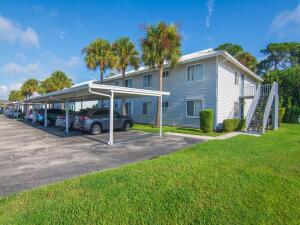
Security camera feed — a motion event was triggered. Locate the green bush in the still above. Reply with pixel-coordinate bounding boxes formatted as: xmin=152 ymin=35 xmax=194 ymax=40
xmin=223 ymin=119 xmax=245 ymax=132
xmin=284 ymin=106 xmax=300 ymax=123
xmin=200 ymin=109 xmax=213 ymax=133
xmin=279 ymin=108 xmax=285 ymax=124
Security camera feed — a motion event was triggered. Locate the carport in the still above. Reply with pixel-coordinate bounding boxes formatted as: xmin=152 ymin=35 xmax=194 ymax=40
xmin=24 ymin=81 xmax=170 ymax=145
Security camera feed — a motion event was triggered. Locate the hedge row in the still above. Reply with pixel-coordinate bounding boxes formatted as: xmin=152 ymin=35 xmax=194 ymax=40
xmin=223 ymin=119 xmax=246 ymax=132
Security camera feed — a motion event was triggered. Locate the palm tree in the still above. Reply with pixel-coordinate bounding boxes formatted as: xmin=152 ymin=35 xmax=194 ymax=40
xmin=112 ymin=37 xmax=140 ymax=115
xmin=141 ymin=22 xmax=181 ymax=127
xmin=21 ymin=78 xmax=39 ymax=99
xmin=82 ymin=38 xmax=115 ymax=82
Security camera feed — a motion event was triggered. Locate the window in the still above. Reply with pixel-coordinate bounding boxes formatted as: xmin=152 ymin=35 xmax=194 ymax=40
xmin=162 ymin=101 xmax=169 ymax=109
xmin=187 ymin=64 xmax=204 ymax=81
xmin=115 ymin=81 xmax=120 ymax=86
xmin=125 ymin=102 xmax=133 ymax=115
xmin=235 ymin=71 xmax=239 ymax=85
xmin=143 ymin=74 xmax=152 ymax=87
xmin=186 ymin=99 xmax=203 ymax=117
xmin=114 ymin=102 xmax=120 ymax=109
xmin=125 ymin=79 xmax=132 ymax=88
xmin=93 ymin=109 xmax=109 ymax=116
xmin=142 ymin=102 xmax=152 ymax=115
xmin=163 ymin=70 xmax=169 ymax=78
xmin=234 ymin=101 xmax=239 ymax=117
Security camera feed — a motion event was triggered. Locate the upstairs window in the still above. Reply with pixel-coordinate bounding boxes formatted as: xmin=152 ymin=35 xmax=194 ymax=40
xmin=143 ymin=74 xmax=152 ymax=88
xmin=163 ymin=70 xmax=169 ymax=78
xmin=235 ymin=71 xmax=239 ymax=85
xmin=125 ymin=79 xmax=133 ymax=88
xmin=115 ymin=81 xmax=120 ymax=86
xmin=187 ymin=64 xmax=204 ymax=81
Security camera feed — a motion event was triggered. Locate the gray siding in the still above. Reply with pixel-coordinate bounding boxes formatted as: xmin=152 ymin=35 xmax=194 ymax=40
xmin=104 ymin=57 xmax=217 ymax=128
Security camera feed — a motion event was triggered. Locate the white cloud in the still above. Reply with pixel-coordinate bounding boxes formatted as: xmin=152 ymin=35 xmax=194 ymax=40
xmin=206 ymin=0 xmax=214 ymax=28
xmin=269 ymin=3 xmax=300 ymax=37
xmin=15 ymin=53 xmax=26 ymax=61
xmin=66 ymin=56 xmax=81 ymax=67
xmin=1 ymin=62 xmax=40 ymax=75
xmin=55 ymin=30 xmax=66 ymax=39
xmin=0 ymin=83 xmax=22 ymax=99
xmin=0 ymin=15 xmax=40 ymax=48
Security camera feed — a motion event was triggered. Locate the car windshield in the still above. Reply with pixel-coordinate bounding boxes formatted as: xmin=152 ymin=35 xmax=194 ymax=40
xmin=77 ymin=109 xmax=90 ymax=116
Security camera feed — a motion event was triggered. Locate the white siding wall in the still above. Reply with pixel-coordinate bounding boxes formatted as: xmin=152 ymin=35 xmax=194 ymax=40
xmin=217 ymin=61 xmax=258 ymax=128
xmin=217 ymin=62 xmax=241 ymax=127
xmin=104 ymin=58 xmax=217 ymax=128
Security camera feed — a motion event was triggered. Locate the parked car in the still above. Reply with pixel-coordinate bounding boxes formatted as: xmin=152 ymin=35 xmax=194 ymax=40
xmin=12 ymin=109 xmax=23 ymax=119
xmin=24 ymin=109 xmax=34 ymax=122
xmin=73 ymin=108 xmax=134 ymax=135
xmin=36 ymin=108 xmax=66 ymax=125
xmin=5 ymin=108 xmax=13 ymax=118
xmin=55 ymin=111 xmax=77 ymax=130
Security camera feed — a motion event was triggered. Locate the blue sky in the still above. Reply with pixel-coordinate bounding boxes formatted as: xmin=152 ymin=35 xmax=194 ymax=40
xmin=1 ymin=0 xmax=300 ymax=99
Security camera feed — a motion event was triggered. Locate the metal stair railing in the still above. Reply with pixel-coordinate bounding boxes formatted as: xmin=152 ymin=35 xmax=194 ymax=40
xmin=246 ymin=84 xmax=261 ymax=130
xmin=262 ymin=82 xmax=277 ymax=133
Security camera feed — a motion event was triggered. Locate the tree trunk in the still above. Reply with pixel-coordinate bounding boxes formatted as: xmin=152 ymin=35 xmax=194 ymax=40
xmin=156 ymin=65 xmax=163 ymax=127
xmin=122 ymin=68 xmax=126 ymax=116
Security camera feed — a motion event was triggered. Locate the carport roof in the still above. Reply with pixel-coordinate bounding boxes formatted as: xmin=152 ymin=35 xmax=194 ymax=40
xmin=24 ymin=81 xmax=170 ymax=103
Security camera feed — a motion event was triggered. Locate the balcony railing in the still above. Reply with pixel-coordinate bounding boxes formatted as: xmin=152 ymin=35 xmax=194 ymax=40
xmin=241 ymin=85 xmax=257 ymax=98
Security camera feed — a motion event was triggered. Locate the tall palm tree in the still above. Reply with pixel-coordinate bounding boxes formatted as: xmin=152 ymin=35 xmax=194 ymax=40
xmin=141 ymin=22 xmax=181 ymax=127
xmin=82 ymin=38 xmax=115 ymax=82
xmin=112 ymin=37 xmax=140 ymax=115
xmin=21 ymin=78 xmax=39 ymax=99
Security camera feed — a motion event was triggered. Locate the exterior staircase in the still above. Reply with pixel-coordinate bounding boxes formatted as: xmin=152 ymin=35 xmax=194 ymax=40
xmin=246 ymin=82 xmax=279 ymax=133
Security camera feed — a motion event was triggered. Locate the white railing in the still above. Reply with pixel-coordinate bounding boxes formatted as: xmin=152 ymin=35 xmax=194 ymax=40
xmin=261 ymin=84 xmax=272 ymax=96
xmin=246 ymin=84 xmax=261 ymax=129
xmin=243 ymin=85 xmax=256 ymax=97
xmin=262 ymin=82 xmax=277 ymax=132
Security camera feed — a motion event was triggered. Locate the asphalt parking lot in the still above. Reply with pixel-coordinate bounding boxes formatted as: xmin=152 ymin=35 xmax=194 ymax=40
xmin=0 ymin=115 xmax=202 ymax=196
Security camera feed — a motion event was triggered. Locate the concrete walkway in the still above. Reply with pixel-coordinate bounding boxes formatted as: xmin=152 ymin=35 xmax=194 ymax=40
xmin=166 ymin=131 xmax=261 ymax=140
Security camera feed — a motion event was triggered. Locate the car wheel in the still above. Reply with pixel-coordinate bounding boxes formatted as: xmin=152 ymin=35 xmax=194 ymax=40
xmin=123 ymin=121 xmax=131 ymax=131
xmin=69 ymin=122 xmax=74 ymax=130
xmin=91 ymin=123 xmax=102 ymax=135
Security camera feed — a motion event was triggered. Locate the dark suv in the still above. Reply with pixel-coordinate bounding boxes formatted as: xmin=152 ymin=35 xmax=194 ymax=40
xmin=36 ymin=108 xmax=66 ymax=125
xmin=73 ymin=108 xmax=134 ymax=135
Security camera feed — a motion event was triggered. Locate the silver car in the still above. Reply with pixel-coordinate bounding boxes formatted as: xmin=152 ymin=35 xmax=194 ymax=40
xmin=73 ymin=108 xmax=134 ymax=135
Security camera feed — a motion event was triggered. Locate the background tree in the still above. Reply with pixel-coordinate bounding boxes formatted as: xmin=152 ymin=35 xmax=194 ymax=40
xmin=8 ymin=90 xmax=24 ymax=102
xmin=20 ymin=78 xmax=38 ymax=99
xmin=215 ymin=43 xmax=257 ymax=72
xmin=215 ymin=43 xmax=243 ymax=57
xmin=38 ymin=71 xmax=72 ymax=94
xmin=141 ymin=22 xmax=181 ymax=127
xmin=112 ymin=37 xmax=140 ymax=115
xmin=83 ymin=38 xmax=115 ymax=82
xmin=258 ymin=42 xmax=300 ymax=74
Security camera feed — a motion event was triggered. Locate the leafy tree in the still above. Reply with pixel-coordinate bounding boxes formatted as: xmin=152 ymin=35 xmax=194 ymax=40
xmin=235 ymin=52 xmax=258 ymax=72
xmin=82 ymin=38 xmax=115 ymax=82
xmin=215 ymin=43 xmax=244 ymax=57
xmin=38 ymin=71 xmax=72 ymax=94
xmin=20 ymin=78 xmax=39 ymax=99
xmin=263 ymin=67 xmax=300 ymax=122
xmin=141 ymin=22 xmax=181 ymax=127
xmin=258 ymin=42 xmax=300 ymax=74
xmin=8 ymin=90 xmax=24 ymax=102
xmin=112 ymin=37 xmax=140 ymax=115
xmin=215 ymin=43 xmax=257 ymax=72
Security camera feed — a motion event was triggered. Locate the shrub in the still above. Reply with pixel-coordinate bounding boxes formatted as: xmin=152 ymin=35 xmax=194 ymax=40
xmin=284 ymin=106 xmax=300 ymax=123
xmin=223 ymin=119 xmax=245 ymax=132
xmin=279 ymin=108 xmax=285 ymax=124
xmin=200 ymin=109 xmax=213 ymax=133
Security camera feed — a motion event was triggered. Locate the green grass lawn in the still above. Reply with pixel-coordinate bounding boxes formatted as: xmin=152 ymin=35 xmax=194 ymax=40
xmin=1 ymin=124 xmax=300 ymax=224
xmin=132 ymin=123 xmax=225 ymax=137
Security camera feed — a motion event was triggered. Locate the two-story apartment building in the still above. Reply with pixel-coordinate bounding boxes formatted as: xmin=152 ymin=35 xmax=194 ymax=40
xmin=94 ymin=49 xmax=263 ymax=129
